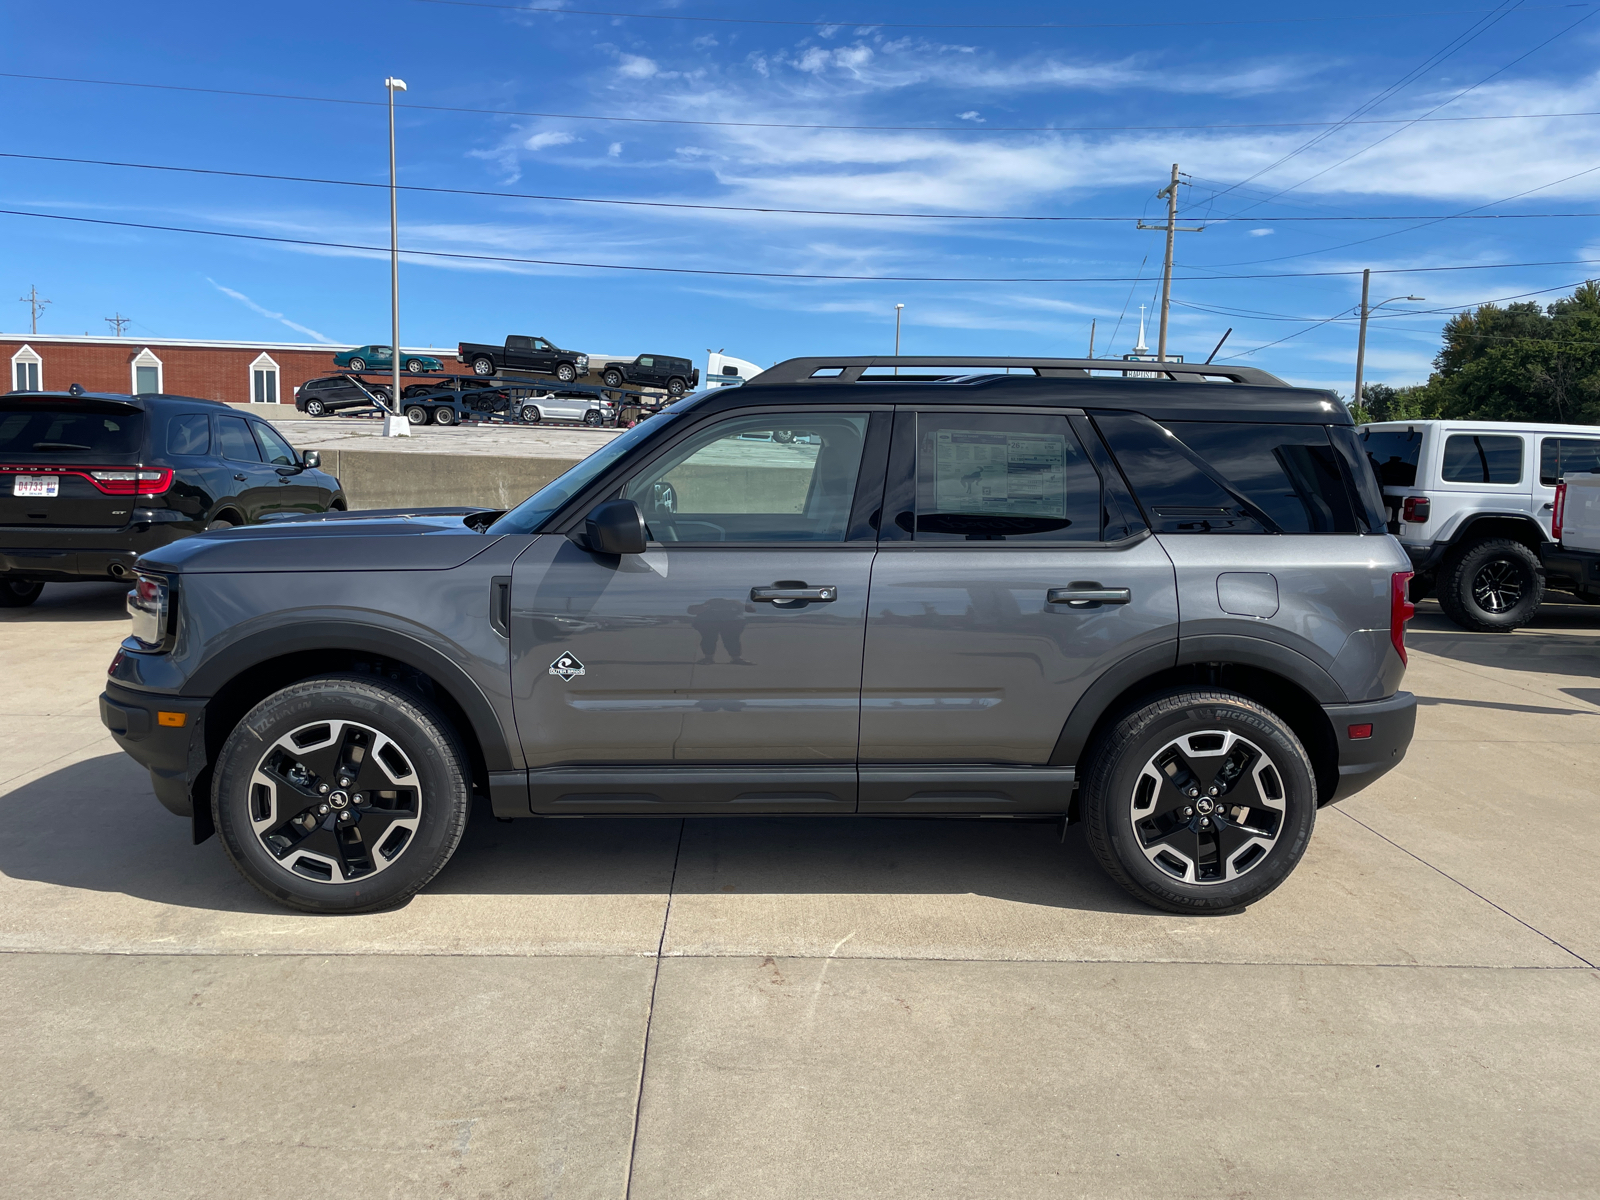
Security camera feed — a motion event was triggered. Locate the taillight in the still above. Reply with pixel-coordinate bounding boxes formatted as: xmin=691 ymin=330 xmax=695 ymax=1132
xmin=88 ymin=469 xmax=174 ymax=496
xmin=1553 ymin=482 xmax=1566 ymax=542
xmin=1391 ymin=571 xmax=1415 ymax=665
xmin=1402 ymin=496 xmax=1430 ymax=522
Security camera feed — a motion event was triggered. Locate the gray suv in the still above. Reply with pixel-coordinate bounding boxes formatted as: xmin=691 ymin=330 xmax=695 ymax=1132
xmin=100 ymin=356 xmax=1417 ymax=916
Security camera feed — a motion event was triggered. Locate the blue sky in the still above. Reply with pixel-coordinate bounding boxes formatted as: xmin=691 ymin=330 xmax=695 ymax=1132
xmin=4 ymin=0 xmax=1599 ymax=393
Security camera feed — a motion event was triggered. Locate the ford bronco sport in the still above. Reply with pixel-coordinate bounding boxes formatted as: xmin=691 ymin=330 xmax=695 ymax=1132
xmin=101 ymin=356 xmax=1417 ymax=915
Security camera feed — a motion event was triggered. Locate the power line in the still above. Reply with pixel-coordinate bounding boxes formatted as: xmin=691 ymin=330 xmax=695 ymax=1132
xmin=12 ymin=150 xmax=1600 ymax=225
xmin=3 ymin=70 xmax=1600 ymax=135
xmin=409 ymin=0 xmax=1591 ymax=30
xmin=4 ymin=203 xmax=1600 ymax=283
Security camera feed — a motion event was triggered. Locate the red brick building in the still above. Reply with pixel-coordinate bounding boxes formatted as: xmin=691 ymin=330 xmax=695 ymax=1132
xmin=1 ymin=335 xmax=452 ymax=407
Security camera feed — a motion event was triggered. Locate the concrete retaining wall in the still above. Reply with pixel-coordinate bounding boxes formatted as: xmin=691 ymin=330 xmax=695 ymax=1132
xmin=319 ymin=449 xmax=584 ymax=511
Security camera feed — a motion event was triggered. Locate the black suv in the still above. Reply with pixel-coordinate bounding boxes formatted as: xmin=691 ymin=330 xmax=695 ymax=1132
xmin=101 ymin=356 xmax=1415 ymax=916
xmin=601 ymin=354 xmax=700 ymax=396
xmin=1 ymin=388 xmax=344 ymax=606
xmin=295 ymin=375 xmax=391 ymax=417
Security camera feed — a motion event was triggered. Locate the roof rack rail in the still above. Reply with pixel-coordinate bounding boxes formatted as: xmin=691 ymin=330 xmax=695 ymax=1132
xmin=759 ymin=356 xmax=1288 ymax=387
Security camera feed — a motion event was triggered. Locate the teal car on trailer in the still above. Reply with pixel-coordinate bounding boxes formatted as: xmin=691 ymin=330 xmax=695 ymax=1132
xmin=332 ymin=345 xmax=443 ymax=375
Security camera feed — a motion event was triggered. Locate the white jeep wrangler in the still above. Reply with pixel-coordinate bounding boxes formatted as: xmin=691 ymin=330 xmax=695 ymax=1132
xmin=1358 ymin=419 xmax=1600 ymax=630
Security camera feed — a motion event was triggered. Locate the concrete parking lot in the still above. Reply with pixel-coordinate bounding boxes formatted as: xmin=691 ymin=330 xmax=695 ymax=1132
xmin=1 ymin=583 xmax=1596 ymax=1198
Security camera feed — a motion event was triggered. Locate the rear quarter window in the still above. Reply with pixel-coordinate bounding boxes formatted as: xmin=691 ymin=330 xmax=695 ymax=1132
xmin=1442 ymin=434 xmax=1523 ymax=484
xmin=1166 ymin=422 xmax=1363 ymax=534
xmin=167 ymin=413 xmax=211 ymax=456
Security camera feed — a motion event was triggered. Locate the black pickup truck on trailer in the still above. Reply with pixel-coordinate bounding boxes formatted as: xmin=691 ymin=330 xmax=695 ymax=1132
xmin=456 ymin=336 xmax=589 ymax=383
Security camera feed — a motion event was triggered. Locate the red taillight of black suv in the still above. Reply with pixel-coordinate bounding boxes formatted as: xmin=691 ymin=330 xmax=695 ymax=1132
xmin=0 ymin=466 xmax=175 ymax=495
xmin=1392 ymin=571 xmax=1416 ymax=664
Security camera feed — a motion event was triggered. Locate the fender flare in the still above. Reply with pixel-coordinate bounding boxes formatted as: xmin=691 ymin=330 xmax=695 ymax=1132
xmin=185 ymin=620 xmax=517 ymax=771
xmin=1049 ymin=635 xmax=1344 ymax=767
xmin=1445 ymin=510 xmax=1548 ymax=550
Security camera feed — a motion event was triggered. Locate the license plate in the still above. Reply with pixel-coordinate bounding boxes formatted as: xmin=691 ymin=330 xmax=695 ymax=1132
xmin=13 ymin=475 xmax=58 ymax=498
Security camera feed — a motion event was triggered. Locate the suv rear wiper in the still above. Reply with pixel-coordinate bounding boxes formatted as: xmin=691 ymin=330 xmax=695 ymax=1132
xmin=32 ymin=441 xmax=92 ymax=451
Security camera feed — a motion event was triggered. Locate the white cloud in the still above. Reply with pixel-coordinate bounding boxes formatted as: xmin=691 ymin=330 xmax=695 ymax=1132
xmin=1249 ymin=228 xmax=1275 ymax=236
xmin=958 ymin=111 xmax=984 ymax=123
xmin=617 ymin=54 xmax=659 ymax=80
xmin=608 ymin=141 xmax=623 ymax=157
xmin=524 ymin=131 xmax=577 ymax=151
xmin=206 ymin=279 xmax=334 ymax=343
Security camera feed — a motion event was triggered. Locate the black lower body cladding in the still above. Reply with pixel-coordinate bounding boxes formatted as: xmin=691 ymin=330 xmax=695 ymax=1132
xmin=100 ymin=682 xmax=211 ymax=822
xmin=1321 ymin=691 xmax=1416 ymax=802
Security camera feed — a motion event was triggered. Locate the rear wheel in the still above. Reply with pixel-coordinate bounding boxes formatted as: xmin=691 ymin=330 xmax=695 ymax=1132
xmin=1082 ymin=689 xmax=1317 ymax=914
xmin=667 ymin=377 xmax=686 ymax=397
xmin=0 ymin=579 xmax=44 ymax=608
xmin=603 ymin=368 xmax=624 ymax=388
xmin=348 ymin=357 xmax=366 ymax=372
xmin=472 ymin=357 xmax=494 ymax=376
xmin=404 ymin=405 xmax=429 ymax=426
xmin=583 ymin=409 xmax=604 ymax=427
xmin=432 ymin=406 xmax=457 ymax=426
xmin=212 ymin=675 xmax=471 ymax=913
xmin=303 ymin=399 xmax=326 ymax=417
xmin=205 ymin=517 xmax=237 ymax=532
xmin=1438 ymin=537 xmax=1542 ymax=632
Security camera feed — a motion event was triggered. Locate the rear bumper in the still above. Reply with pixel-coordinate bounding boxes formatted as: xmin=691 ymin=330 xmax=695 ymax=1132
xmin=1321 ymin=691 xmax=1416 ymax=804
xmin=100 ymin=680 xmax=210 ymax=827
xmin=2 ymin=517 xmax=199 ymax=581
xmin=1400 ymin=541 xmax=1448 ymax=574
xmin=1540 ymin=544 xmax=1600 ymax=592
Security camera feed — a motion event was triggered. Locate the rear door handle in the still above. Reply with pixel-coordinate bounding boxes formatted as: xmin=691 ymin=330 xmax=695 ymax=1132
xmin=1048 ymin=585 xmax=1131 ymax=607
xmin=751 ymin=585 xmax=837 ymax=603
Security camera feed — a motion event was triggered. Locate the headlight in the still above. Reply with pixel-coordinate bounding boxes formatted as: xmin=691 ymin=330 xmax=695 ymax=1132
xmin=577 ymin=355 xmax=589 ymax=370
xmin=127 ymin=573 xmax=169 ymax=649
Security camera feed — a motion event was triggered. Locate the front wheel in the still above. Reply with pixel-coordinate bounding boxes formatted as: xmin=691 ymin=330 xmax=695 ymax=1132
xmin=0 ymin=579 xmax=44 ymax=607
xmin=472 ymin=357 xmax=494 ymax=376
xmin=556 ymin=362 xmax=577 ymax=383
xmin=404 ymin=405 xmax=429 ymax=426
xmin=348 ymin=357 xmax=366 ymax=372
xmin=303 ymin=399 xmax=326 ymax=417
xmin=520 ymin=405 xmax=541 ymax=424
xmin=212 ymin=675 xmax=471 ymax=913
xmin=405 ymin=358 xmax=424 ymax=374
xmin=1438 ymin=538 xmax=1543 ymax=632
xmin=1082 ymin=689 xmax=1317 ymax=914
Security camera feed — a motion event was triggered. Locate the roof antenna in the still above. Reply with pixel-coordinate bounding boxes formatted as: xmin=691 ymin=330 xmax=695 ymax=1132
xmin=1204 ymin=328 xmax=1233 ymax=364
xmin=69 ymin=383 xmax=85 ymax=396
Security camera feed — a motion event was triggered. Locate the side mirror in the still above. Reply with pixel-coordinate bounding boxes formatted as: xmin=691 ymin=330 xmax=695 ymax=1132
xmin=583 ymin=498 xmax=648 ymax=555
xmin=301 ymin=450 xmax=321 ymax=469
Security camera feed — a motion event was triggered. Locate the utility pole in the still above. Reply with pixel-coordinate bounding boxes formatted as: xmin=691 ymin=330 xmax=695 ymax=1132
xmin=1088 ymin=318 xmax=1096 ymax=359
xmin=894 ymin=303 xmax=904 ymax=375
xmin=384 ymin=76 xmax=410 ymax=436
xmin=105 ymin=313 xmax=130 ymax=336
xmin=1354 ymin=269 xmax=1425 ymax=410
xmin=19 ymin=285 xmax=50 ymax=335
xmin=1137 ymin=164 xmax=1203 ymax=361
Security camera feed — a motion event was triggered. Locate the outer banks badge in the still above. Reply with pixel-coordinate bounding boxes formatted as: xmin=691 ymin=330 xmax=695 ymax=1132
xmin=548 ymin=652 xmax=586 ymax=682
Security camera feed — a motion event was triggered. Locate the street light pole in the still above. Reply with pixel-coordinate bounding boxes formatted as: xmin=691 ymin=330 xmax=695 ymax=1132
xmin=385 ymin=77 xmax=409 ymax=436
xmin=1354 ymin=268 xmax=1424 ymax=410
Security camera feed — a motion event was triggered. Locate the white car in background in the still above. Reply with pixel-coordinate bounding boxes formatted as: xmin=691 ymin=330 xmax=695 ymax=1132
xmin=1358 ymin=419 xmax=1600 ymax=630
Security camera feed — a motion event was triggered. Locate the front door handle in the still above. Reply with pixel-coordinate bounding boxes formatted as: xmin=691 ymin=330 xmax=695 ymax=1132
xmin=233 ymin=473 xmax=247 ymax=482
xmin=751 ymin=584 xmax=837 ymax=603
xmin=1048 ymin=584 xmax=1131 ymax=607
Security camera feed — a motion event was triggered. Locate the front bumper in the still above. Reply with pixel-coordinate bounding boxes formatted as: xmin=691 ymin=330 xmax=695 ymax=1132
xmin=100 ymin=680 xmax=211 ymax=835
xmin=2 ymin=515 xmax=199 ymax=581
xmin=1321 ymin=691 xmax=1417 ymax=804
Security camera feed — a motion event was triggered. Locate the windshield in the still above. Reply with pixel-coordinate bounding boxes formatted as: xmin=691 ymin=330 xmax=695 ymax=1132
xmin=490 ymin=415 xmax=677 ymax=534
xmin=1359 ymin=427 xmax=1424 ymax=488
xmin=0 ymin=399 xmax=145 ymax=460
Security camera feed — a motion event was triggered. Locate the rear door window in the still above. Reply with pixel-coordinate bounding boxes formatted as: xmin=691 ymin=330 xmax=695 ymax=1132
xmin=1539 ymin=437 xmax=1600 ymax=485
xmin=909 ymin=411 xmax=1103 ymax=542
xmin=1166 ymin=422 xmax=1362 ymax=534
xmin=168 ymin=414 xmax=211 ymax=456
xmin=1442 ymin=434 xmax=1523 ymax=484
xmin=217 ymin=415 xmax=263 ymax=462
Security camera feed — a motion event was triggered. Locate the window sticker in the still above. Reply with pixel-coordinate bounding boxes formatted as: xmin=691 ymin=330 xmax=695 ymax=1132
xmin=933 ymin=429 xmax=1068 ymax=517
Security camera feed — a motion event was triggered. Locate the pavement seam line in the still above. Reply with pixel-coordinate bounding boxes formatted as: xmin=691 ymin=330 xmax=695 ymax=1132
xmin=1333 ymin=808 xmax=1597 ymax=969
xmin=622 ymin=816 xmax=685 ymax=1200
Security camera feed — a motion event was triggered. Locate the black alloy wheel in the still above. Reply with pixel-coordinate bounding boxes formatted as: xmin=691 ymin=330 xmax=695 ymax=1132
xmin=0 ymin=579 xmax=44 ymax=607
xmin=473 ymin=357 xmax=494 ymax=376
xmin=304 ymin=399 xmax=326 ymax=417
xmin=404 ymin=405 xmax=429 ymax=426
xmin=556 ymin=362 xmax=578 ymax=383
xmin=1082 ymin=689 xmax=1316 ymax=913
xmin=212 ymin=675 xmax=471 ymax=913
xmin=348 ymin=357 xmax=366 ymax=372
xmin=1437 ymin=537 xmax=1543 ymax=632
xmin=405 ymin=358 xmax=424 ymax=374
xmin=603 ymin=368 xmax=624 ymax=388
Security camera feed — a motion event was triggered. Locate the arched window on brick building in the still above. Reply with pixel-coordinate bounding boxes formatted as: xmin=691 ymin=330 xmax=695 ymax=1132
xmin=10 ymin=344 xmax=41 ymax=391
xmin=250 ymin=353 xmax=280 ymax=404
xmin=131 ymin=347 xmax=163 ymax=395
